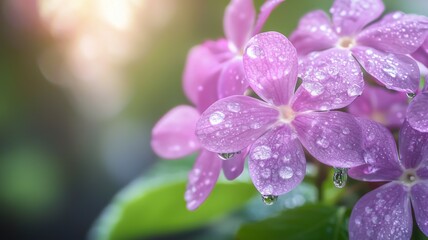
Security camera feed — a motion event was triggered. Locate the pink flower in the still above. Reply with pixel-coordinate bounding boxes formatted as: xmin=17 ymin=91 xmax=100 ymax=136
xmin=348 ymin=85 xmax=408 ymax=128
xmin=348 ymin=119 xmax=428 ymax=239
xmin=407 ymin=80 xmax=428 ymax=132
xmin=151 ymin=105 xmax=248 ymax=210
xmin=183 ymin=0 xmax=283 ymax=111
xmin=412 ymin=37 xmax=428 ymax=68
xmin=196 ymin=32 xmax=366 ymax=196
xmin=290 ymin=0 xmax=428 ymax=94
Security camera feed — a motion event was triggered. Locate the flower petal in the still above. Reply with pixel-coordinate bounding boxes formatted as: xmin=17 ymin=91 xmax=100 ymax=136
xmin=347 ymin=85 xmax=408 ymax=128
xmin=151 ymin=105 xmax=200 ymax=159
xmin=222 ymin=148 xmax=249 ymax=180
xmin=399 ymin=121 xmax=428 ymax=169
xmin=291 ymin=49 xmax=364 ymax=112
xmin=224 ymin=0 xmax=256 ymax=50
xmin=330 ymin=0 xmax=384 ymax=36
xmin=196 ymin=70 xmax=221 ymax=112
xmin=411 ymin=182 xmax=428 ymax=236
xmin=292 ymin=111 xmax=364 ymax=168
xmin=196 ymin=95 xmax=278 ymax=153
xmin=348 ymin=118 xmax=403 ymax=182
xmin=183 ymin=40 xmax=231 ymax=105
xmin=407 ymin=92 xmax=428 ymax=133
xmin=185 ymin=150 xmax=222 ymax=210
xmin=290 ymin=10 xmax=338 ymax=56
xmin=248 ymin=126 xmax=305 ymax=196
xmin=252 ymin=0 xmax=284 ymax=35
xmin=357 ymin=12 xmax=428 ymax=54
xmin=349 ymin=183 xmax=412 ymax=240
xmin=243 ymin=32 xmax=298 ymax=105
xmin=217 ymin=58 xmax=248 ymax=99
xmin=352 ymin=46 xmax=420 ymax=93
xmin=412 ymin=37 xmax=428 ymax=68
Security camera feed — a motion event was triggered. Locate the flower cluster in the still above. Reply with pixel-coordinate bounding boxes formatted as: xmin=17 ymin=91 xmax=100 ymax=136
xmin=152 ymin=0 xmax=428 ymax=239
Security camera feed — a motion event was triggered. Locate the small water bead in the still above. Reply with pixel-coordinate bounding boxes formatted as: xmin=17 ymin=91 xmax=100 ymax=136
xmin=316 ymin=137 xmax=330 ymax=148
xmin=261 ymin=195 xmax=278 ymax=205
xmin=247 ymin=45 xmax=264 ymax=59
xmin=406 ymin=92 xmax=416 ymax=99
xmin=279 ymin=167 xmax=294 ymax=179
xmin=209 ymin=111 xmax=225 ymax=125
xmin=252 ymin=145 xmax=272 ymax=160
xmin=382 ymin=65 xmax=398 ymax=78
xmin=250 ymin=122 xmax=262 ymax=129
xmin=347 ymin=84 xmax=362 ymax=97
xmin=333 ymin=167 xmax=348 ymax=188
xmin=217 ymin=152 xmax=238 ymax=160
xmin=227 ymin=102 xmax=240 ymax=112
xmin=342 ymin=127 xmax=350 ymax=135
xmin=261 ymin=168 xmax=271 ymax=179
xmin=302 ymin=82 xmax=325 ymax=96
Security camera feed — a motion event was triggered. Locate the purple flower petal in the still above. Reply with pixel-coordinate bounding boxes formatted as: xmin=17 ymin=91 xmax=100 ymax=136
xmin=185 ymin=150 xmax=222 ymax=210
xmin=352 ymin=46 xmax=420 ymax=93
xmin=399 ymin=121 xmax=428 ymax=169
xmin=183 ymin=40 xmax=230 ymax=105
xmin=407 ymin=92 xmax=428 ymax=133
xmin=243 ymin=32 xmax=298 ymax=106
xmin=222 ymin=148 xmax=249 ymax=180
xmin=289 ymin=10 xmax=338 ymax=56
xmin=223 ymin=0 xmax=256 ymax=51
xmin=252 ymin=0 xmax=284 ymax=35
xmin=217 ymin=58 xmax=248 ymax=99
xmin=348 ymin=85 xmax=408 ymax=128
xmin=292 ymin=111 xmax=364 ymax=168
xmin=348 ymin=118 xmax=403 ymax=182
xmin=196 ymin=95 xmax=278 ymax=153
xmin=412 ymin=37 xmax=428 ymax=68
xmin=349 ymin=183 xmax=412 ymax=240
xmin=196 ymin=70 xmax=221 ymax=112
xmin=248 ymin=126 xmax=305 ymax=196
xmin=357 ymin=12 xmax=428 ymax=54
xmin=291 ymin=49 xmax=363 ymax=112
xmin=411 ymin=182 xmax=428 ymax=236
xmin=330 ymin=0 xmax=384 ymax=36
xmin=151 ymin=105 xmax=200 ymax=159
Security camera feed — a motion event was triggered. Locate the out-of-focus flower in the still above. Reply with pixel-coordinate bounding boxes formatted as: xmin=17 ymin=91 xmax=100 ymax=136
xmin=348 ymin=85 xmax=408 ymax=128
xmin=183 ymin=0 xmax=284 ymax=111
xmin=151 ymin=106 xmax=248 ymax=210
xmin=290 ymin=0 xmax=428 ymax=94
xmin=412 ymin=37 xmax=428 ymax=69
xmin=196 ymin=32 xmax=365 ymax=197
xmin=348 ymin=119 xmax=428 ymax=239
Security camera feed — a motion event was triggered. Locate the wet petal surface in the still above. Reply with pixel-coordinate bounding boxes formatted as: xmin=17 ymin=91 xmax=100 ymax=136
xmin=399 ymin=121 xmax=428 ymax=169
xmin=407 ymin=92 xmax=428 ymax=133
xmin=218 ymin=58 xmax=248 ymax=98
xmin=411 ymin=182 xmax=428 ymax=236
xmin=248 ymin=126 xmax=305 ymax=196
xmin=222 ymin=148 xmax=248 ymax=180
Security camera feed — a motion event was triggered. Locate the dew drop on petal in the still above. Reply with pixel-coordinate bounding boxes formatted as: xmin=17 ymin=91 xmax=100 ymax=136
xmin=250 ymin=122 xmax=262 ymax=129
xmin=252 ymin=145 xmax=272 ymax=160
xmin=246 ymin=45 xmax=264 ymax=59
xmin=302 ymin=82 xmax=325 ymax=96
xmin=406 ymin=92 xmax=416 ymax=99
xmin=342 ymin=127 xmax=350 ymax=135
xmin=316 ymin=137 xmax=330 ymax=148
xmin=261 ymin=168 xmax=271 ymax=179
xmin=333 ymin=167 xmax=348 ymax=188
xmin=382 ymin=64 xmax=397 ymax=78
xmin=261 ymin=194 xmax=277 ymax=206
xmin=218 ymin=152 xmax=235 ymax=160
xmin=209 ymin=111 xmax=225 ymax=125
xmin=279 ymin=166 xmax=294 ymax=179
xmin=347 ymin=84 xmax=362 ymax=97
xmin=227 ymin=102 xmax=240 ymax=113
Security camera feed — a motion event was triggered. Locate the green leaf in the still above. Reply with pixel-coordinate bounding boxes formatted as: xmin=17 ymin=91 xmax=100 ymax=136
xmin=90 ymin=158 xmax=257 ymax=240
xmin=237 ymin=204 xmax=348 ymax=240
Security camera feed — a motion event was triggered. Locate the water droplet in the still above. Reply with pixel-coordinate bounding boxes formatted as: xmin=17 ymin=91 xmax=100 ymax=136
xmin=302 ymin=82 xmax=324 ymax=96
xmin=347 ymin=84 xmax=362 ymax=96
xmin=218 ymin=152 xmax=236 ymax=160
xmin=382 ymin=65 xmax=397 ymax=78
xmin=316 ymin=137 xmax=330 ymax=148
xmin=342 ymin=127 xmax=350 ymax=134
xmin=252 ymin=145 xmax=272 ymax=160
xmin=279 ymin=167 xmax=294 ymax=179
xmin=261 ymin=168 xmax=271 ymax=178
xmin=333 ymin=167 xmax=348 ymax=188
xmin=227 ymin=102 xmax=240 ymax=112
xmin=406 ymin=92 xmax=416 ymax=99
xmin=247 ymin=45 xmax=264 ymax=59
xmin=209 ymin=111 xmax=225 ymax=125
xmin=250 ymin=122 xmax=262 ymax=129
xmin=261 ymin=195 xmax=277 ymax=205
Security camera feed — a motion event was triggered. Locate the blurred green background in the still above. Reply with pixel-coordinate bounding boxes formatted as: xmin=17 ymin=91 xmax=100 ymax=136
xmin=0 ymin=0 xmax=427 ymax=239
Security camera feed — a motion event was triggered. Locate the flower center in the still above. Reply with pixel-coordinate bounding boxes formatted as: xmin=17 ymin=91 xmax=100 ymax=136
xmin=337 ymin=37 xmax=356 ymax=49
xmin=279 ymin=105 xmax=295 ymax=123
xmin=400 ymin=169 xmax=418 ymax=185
